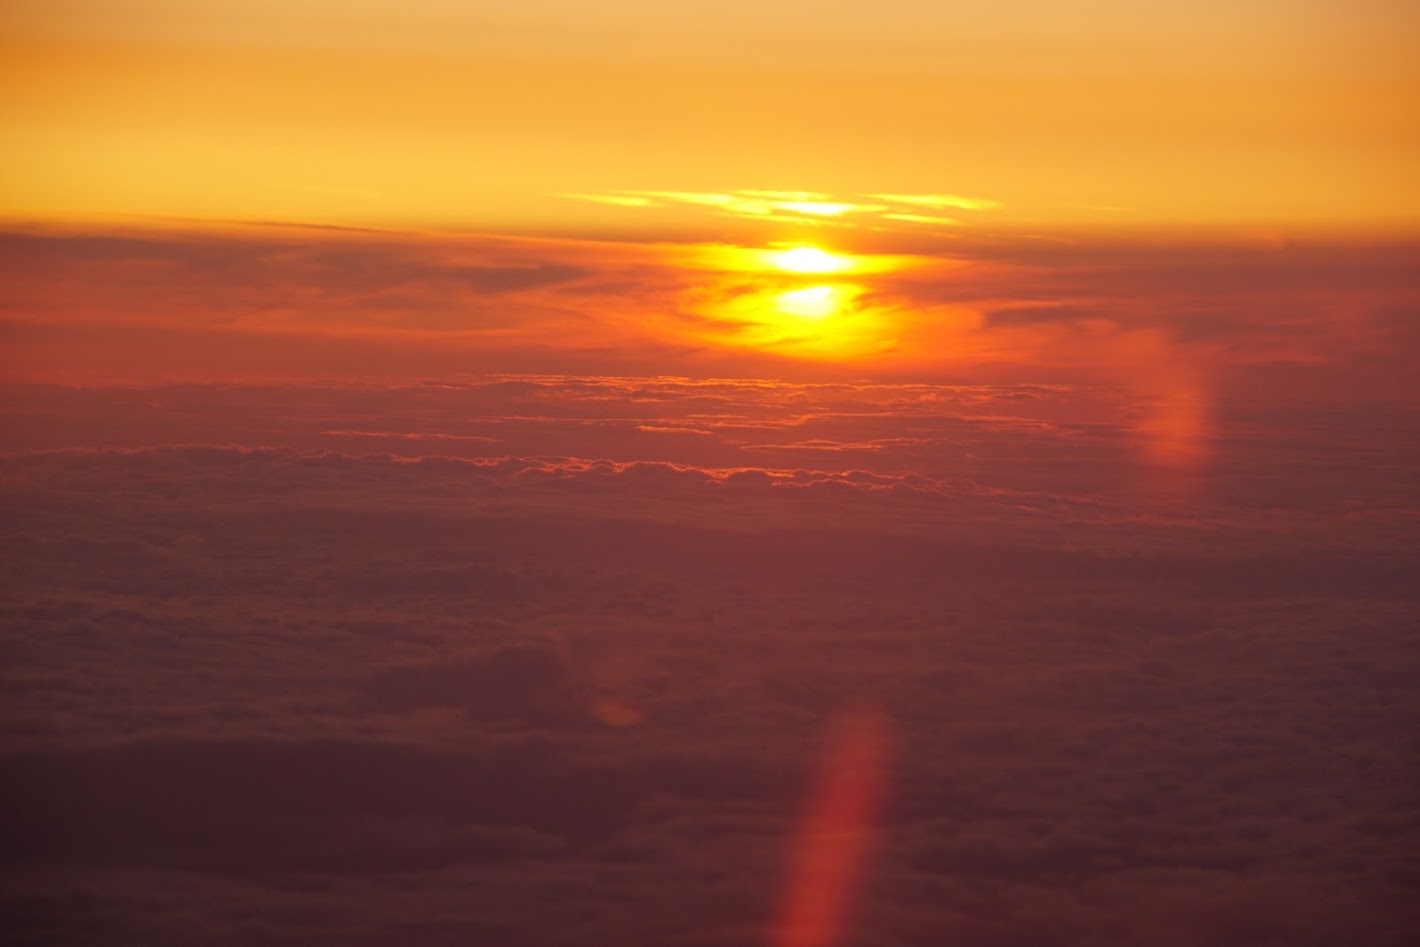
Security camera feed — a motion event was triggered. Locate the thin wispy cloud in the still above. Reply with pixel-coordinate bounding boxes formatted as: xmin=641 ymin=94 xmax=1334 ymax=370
xmin=560 ymin=189 xmax=1000 ymax=229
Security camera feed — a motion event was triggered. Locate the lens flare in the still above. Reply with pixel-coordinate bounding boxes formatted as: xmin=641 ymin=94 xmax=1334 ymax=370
xmin=772 ymin=707 xmax=892 ymax=947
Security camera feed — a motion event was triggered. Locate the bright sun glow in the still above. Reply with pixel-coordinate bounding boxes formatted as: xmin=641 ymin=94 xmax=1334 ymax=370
xmin=673 ymin=240 xmax=936 ymax=360
xmin=776 ymin=285 xmax=841 ymax=319
xmin=682 ymin=244 xmax=919 ymax=279
xmin=773 ymin=247 xmax=849 ymax=274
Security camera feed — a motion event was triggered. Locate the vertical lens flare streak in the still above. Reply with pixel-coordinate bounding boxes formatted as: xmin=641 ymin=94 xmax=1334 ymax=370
xmin=772 ymin=707 xmax=893 ymax=947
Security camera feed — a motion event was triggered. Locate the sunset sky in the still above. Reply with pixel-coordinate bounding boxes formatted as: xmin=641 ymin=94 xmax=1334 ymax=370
xmin=4 ymin=0 xmax=1419 ymax=230
xmin=2 ymin=3 xmax=1418 ymax=946
xmin=4 ymin=0 xmax=1420 ymax=386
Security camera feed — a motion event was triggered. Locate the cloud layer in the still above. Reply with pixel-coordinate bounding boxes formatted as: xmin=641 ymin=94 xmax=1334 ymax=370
xmin=3 ymin=225 xmax=1415 ymax=388
xmin=2 ymin=376 xmax=1417 ymax=945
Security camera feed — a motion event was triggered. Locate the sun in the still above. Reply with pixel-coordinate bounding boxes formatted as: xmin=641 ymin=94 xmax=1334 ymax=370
xmin=776 ymin=285 xmax=841 ymax=319
xmin=772 ymin=246 xmax=850 ymax=274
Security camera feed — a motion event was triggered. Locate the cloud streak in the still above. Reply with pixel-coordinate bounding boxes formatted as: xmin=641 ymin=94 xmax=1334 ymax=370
xmin=1 ymin=224 xmax=1415 ymax=396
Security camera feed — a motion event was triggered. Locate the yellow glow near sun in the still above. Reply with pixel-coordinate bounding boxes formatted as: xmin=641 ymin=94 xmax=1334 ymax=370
xmin=773 ymin=247 xmax=849 ymax=274
xmin=680 ymin=244 xmax=919 ymax=278
xmin=776 ymin=285 xmax=841 ymax=319
xmin=774 ymin=201 xmax=861 ymax=216
xmin=670 ymin=240 xmax=940 ymax=360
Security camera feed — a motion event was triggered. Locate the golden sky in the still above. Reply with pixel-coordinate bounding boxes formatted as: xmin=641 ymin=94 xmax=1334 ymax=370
xmin=3 ymin=0 xmax=1418 ymax=233
xmin=4 ymin=12 xmax=1420 ymax=947
xmin=3 ymin=0 xmax=1417 ymax=399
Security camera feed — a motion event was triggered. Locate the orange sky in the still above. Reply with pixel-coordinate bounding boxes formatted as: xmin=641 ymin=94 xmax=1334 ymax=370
xmin=3 ymin=0 xmax=1418 ymax=233
xmin=4 ymin=10 xmax=1420 ymax=947
xmin=2 ymin=1 xmax=1417 ymax=400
